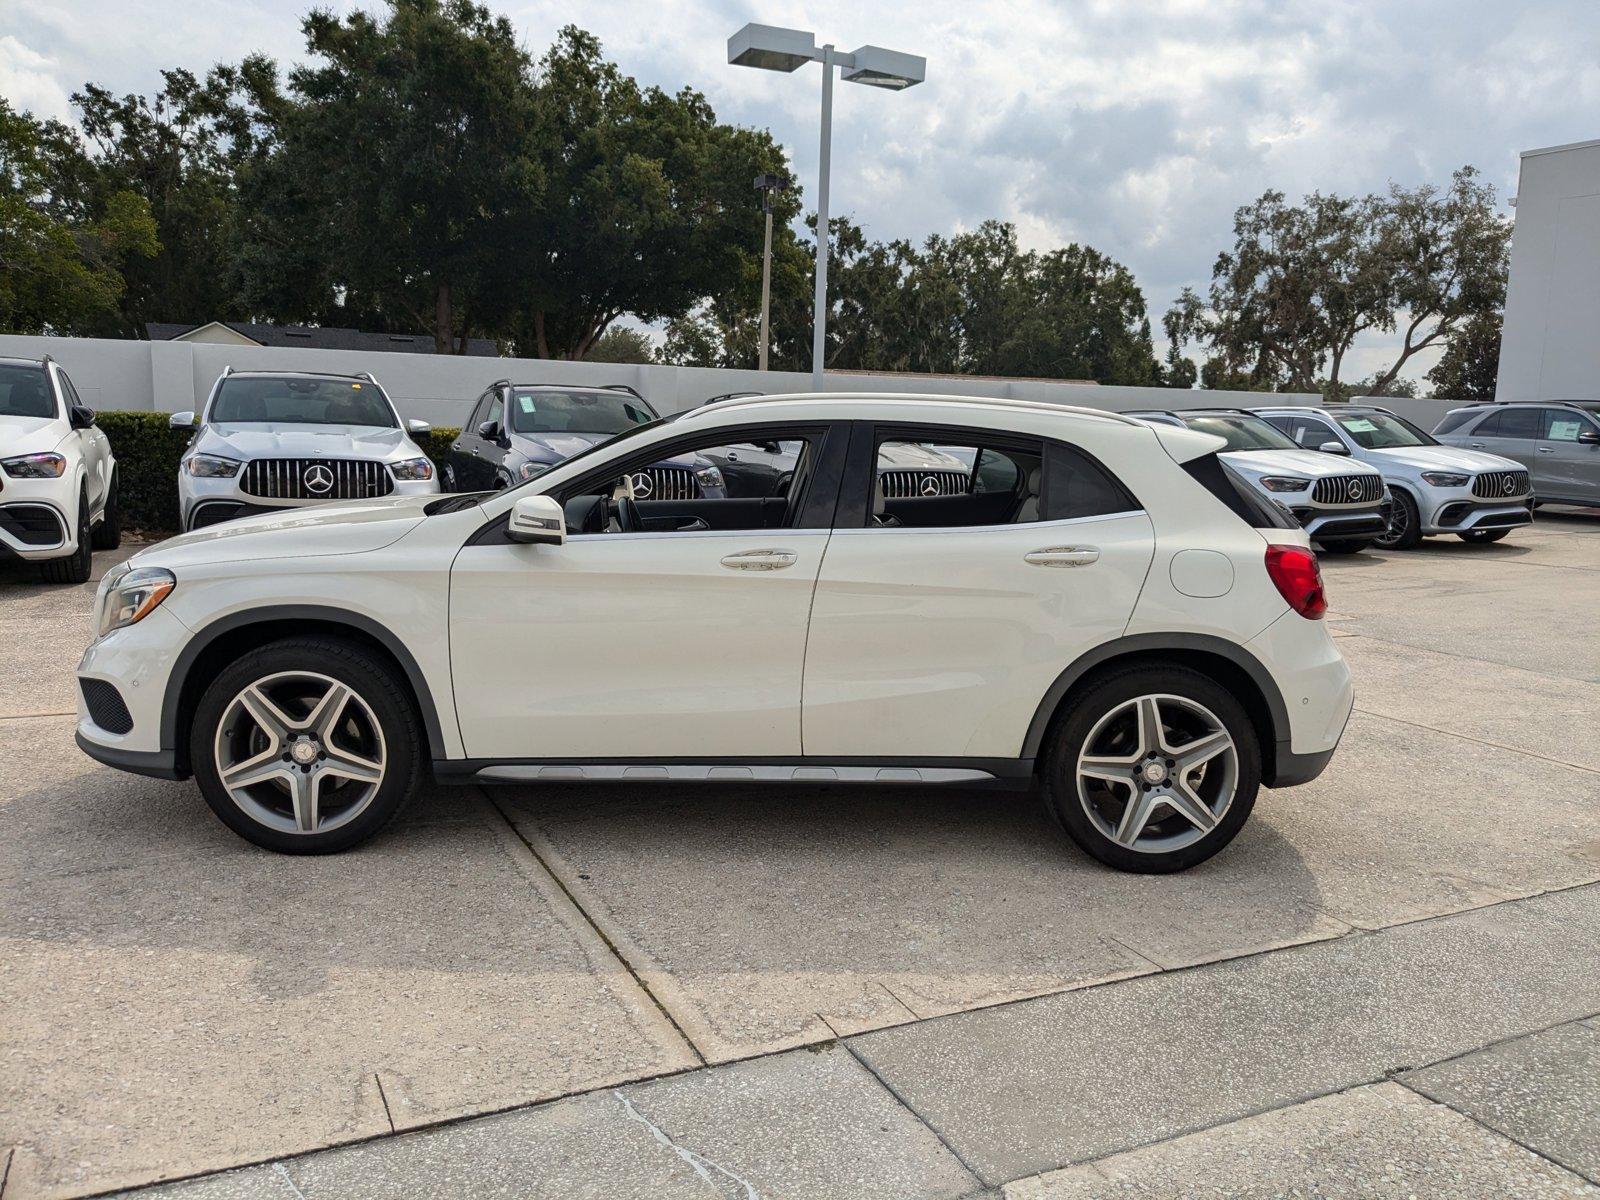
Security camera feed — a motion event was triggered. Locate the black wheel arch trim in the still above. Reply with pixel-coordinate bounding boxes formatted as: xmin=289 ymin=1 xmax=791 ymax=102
xmin=1022 ymin=631 xmax=1292 ymax=765
xmin=158 ymin=605 xmax=448 ymax=763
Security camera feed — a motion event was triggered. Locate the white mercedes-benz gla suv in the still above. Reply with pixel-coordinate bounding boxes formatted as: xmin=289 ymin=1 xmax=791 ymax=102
xmin=77 ymin=394 xmax=1353 ymax=873
xmin=171 ymin=369 xmax=439 ymax=531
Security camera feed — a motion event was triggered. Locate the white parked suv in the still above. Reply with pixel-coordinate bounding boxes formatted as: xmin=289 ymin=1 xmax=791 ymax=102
xmin=171 ymin=369 xmax=438 ymax=530
xmin=1254 ymin=404 xmax=1532 ymax=548
xmin=76 ymin=394 xmax=1353 ymax=873
xmin=1127 ymin=409 xmax=1387 ymax=553
xmin=0 ymin=355 xmax=119 ymax=584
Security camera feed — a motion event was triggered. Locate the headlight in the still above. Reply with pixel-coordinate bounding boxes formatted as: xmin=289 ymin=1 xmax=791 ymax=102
xmin=695 ymin=465 xmax=725 ymax=489
xmin=184 ymin=453 xmax=241 ymax=478
xmin=97 ymin=566 xmax=175 ymax=638
xmin=390 ymin=457 xmax=434 ymax=481
xmin=518 ymin=461 xmax=551 ymax=481
xmin=1 ymin=452 xmax=67 ymax=478
xmin=1420 ymin=471 xmax=1470 ymax=487
xmin=1258 ymin=476 xmax=1311 ymax=492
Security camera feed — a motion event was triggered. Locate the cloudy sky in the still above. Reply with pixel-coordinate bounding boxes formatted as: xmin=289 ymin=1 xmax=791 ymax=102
xmin=7 ymin=0 xmax=1600 ymax=380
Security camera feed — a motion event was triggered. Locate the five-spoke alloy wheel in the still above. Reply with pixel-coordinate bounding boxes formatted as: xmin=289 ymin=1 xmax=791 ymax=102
xmin=193 ymin=639 xmax=421 ymax=853
xmin=1044 ymin=665 xmax=1260 ymax=872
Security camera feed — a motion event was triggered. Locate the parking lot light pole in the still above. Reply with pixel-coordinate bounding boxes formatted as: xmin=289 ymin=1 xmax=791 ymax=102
xmin=753 ymin=172 xmax=790 ymax=372
xmin=728 ymin=24 xmax=925 ymax=390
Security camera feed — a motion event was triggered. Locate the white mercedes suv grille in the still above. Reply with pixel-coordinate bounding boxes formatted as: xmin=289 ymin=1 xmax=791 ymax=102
xmin=241 ymin=459 xmax=394 ymax=501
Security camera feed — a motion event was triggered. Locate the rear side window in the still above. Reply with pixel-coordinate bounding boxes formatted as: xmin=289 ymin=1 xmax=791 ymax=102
xmin=1184 ymin=453 xmax=1299 ymax=530
xmin=1473 ymin=408 xmax=1538 ymax=439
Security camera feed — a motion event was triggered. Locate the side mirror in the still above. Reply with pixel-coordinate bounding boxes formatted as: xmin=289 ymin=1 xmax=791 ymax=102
xmin=478 ymin=419 xmax=503 ymax=441
xmin=169 ymin=411 xmax=196 ymax=430
xmin=1578 ymin=429 xmax=1600 ymax=446
xmin=757 ymin=440 xmax=783 ymax=455
xmin=507 ymin=494 xmax=566 ymax=545
xmin=69 ymin=405 xmax=96 ymax=429
xmin=1317 ymin=440 xmax=1351 ymax=455
xmin=407 ymin=418 xmax=433 ymax=435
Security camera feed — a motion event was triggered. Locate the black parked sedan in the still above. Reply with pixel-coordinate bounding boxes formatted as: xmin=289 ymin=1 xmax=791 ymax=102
xmin=444 ymin=383 xmax=727 ymax=498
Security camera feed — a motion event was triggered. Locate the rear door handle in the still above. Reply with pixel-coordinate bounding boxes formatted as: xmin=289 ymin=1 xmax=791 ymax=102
xmin=1537 ymin=447 xmax=1555 ymax=454
xmin=1025 ymin=546 xmax=1099 ymax=568
xmin=1468 ymin=442 xmax=1485 ymax=449
xmin=720 ymin=549 xmax=798 ymax=571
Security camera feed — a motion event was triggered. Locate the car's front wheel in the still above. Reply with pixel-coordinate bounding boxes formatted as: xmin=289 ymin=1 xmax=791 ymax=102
xmin=1042 ymin=665 xmax=1260 ymax=873
xmin=191 ymin=638 xmax=422 ymax=853
xmin=1373 ymin=488 xmax=1422 ymax=550
xmin=39 ymin=488 xmax=93 ymax=585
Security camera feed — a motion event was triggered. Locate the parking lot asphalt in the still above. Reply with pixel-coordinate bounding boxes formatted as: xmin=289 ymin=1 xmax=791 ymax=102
xmin=2 ymin=511 xmax=1598 ymax=1199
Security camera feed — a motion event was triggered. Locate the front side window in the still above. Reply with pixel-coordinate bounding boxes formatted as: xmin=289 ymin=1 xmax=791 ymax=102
xmin=484 ymin=391 xmax=504 ymax=431
xmin=210 ymin=377 xmax=397 ymax=427
xmin=1334 ymin=411 xmax=1434 ymax=449
xmin=555 ymin=428 xmax=824 ymax=535
xmin=509 ymin=389 xmax=655 ymax=436
xmin=1541 ymin=409 xmax=1598 ymax=442
xmin=0 ymin=365 xmax=55 ymax=419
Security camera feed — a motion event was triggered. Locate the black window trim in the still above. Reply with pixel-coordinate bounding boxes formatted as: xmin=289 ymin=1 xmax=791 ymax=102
xmin=465 ymin=419 xmax=850 ymax=546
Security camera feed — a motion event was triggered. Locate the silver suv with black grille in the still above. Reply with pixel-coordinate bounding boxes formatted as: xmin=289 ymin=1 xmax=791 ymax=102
xmin=171 ymin=369 xmax=438 ymax=530
xmin=1254 ymin=403 xmax=1532 ymax=549
xmin=1128 ymin=409 xmax=1387 ymax=553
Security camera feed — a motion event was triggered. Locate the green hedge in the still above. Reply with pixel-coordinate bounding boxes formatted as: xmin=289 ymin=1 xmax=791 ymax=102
xmin=94 ymin=412 xmax=460 ymax=536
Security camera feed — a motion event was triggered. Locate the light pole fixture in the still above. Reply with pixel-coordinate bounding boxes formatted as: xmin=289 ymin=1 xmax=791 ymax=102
xmin=729 ymin=23 xmax=925 ymax=389
xmin=753 ymin=171 xmax=790 ymax=372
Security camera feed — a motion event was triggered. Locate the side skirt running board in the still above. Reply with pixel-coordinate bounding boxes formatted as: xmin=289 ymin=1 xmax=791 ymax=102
xmin=433 ymin=758 xmax=1034 ymax=786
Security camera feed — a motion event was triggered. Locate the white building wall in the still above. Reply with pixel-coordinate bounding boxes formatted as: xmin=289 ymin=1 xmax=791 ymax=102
xmin=1498 ymin=138 xmax=1600 ymax=402
xmin=0 ymin=332 xmax=1462 ymax=429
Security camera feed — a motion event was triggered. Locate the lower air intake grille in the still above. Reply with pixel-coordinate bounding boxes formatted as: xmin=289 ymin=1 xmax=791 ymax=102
xmin=81 ymin=678 xmax=134 ymax=735
xmin=0 ymin=504 xmax=67 ymax=546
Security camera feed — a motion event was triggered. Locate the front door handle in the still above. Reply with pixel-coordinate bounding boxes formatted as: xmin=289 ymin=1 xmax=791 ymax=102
xmin=1025 ymin=546 xmax=1099 ymax=568
xmin=1469 ymin=442 xmax=1485 ymax=449
xmin=1537 ymin=447 xmax=1555 ymax=454
xmin=720 ymin=549 xmax=798 ymax=571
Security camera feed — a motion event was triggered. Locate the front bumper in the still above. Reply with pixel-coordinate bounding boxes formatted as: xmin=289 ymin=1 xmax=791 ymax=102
xmin=181 ymin=473 xmax=439 ymax=530
xmin=1292 ymin=503 xmax=1387 ymax=541
xmin=75 ymin=605 xmax=190 ymax=768
xmin=0 ymin=472 xmax=76 ymax=560
xmin=1422 ymin=496 xmax=1534 ymax=534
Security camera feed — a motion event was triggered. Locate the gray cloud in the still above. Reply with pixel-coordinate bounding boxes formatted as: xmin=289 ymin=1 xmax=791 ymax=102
xmin=9 ymin=0 xmax=1600 ymax=379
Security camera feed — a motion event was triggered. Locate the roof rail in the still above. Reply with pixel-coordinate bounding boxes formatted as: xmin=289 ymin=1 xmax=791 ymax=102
xmin=601 ymin=383 xmax=644 ymax=399
xmin=222 ymin=365 xmax=234 ymax=376
xmin=356 ymin=371 xmax=375 ymax=382
xmin=686 ymin=391 xmax=1149 ymax=427
xmin=40 ymin=352 xmax=54 ymax=367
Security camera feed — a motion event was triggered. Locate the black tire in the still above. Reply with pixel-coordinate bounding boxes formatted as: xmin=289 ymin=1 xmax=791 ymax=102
xmin=190 ymin=637 xmax=422 ymax=854
xmin=1041 ymin=664 xmax=1261 ymax=874
xmin=91 ymin=471 xmax=122 ymax=550
xmin=1315 ymin=538 xmax=1373 ymax=555
xmin=39 ymin=489 xmax=92 ymax=585
xmin=1458 ymin=527 xmax=1510 ymax=544
xmin=1373 ymin=488 xmax=1422 ymax=550
xmin=441 ymin=463 xmax=458 ymax=492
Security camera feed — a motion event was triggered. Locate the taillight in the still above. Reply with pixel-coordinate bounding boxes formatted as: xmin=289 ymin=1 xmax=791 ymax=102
xmin=1264 ymin=544 xmax=1327 ymax=619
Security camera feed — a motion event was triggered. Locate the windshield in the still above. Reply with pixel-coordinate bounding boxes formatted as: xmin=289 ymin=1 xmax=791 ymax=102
xmin=1334 ymin=411 xmax=1435 ymax=449
xmin=1182 ymin=414 xmax=1298 ymax=452
xmin=209 ymin=376 xmax=397 ymax=427
xmin=510 ymin=388 xmax=656 ymax=435
xmin=0 ymin=366 xmax=55 ymax=419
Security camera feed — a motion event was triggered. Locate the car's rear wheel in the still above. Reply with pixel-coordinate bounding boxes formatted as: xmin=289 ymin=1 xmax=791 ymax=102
xmin=91 ymin=471 xmax=122 ymax=550
xmin=1315 ymin=538 xmax=1372 ymax=554
xmin=191 ymin=638 xmax=421 ymax=853
xmin=1373 ymin=488 xmax=1421 ymax=550
xmin=39 ymin=489 xmax=92 ymax=585
xmin=1042 ymin=665 xmax=1260 ymax=873
xmin=1458 ymin=528 xmax=1510 ymax=544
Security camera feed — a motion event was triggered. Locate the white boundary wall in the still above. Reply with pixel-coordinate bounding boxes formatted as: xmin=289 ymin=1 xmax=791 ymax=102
xmin=0 ymin=333 xmax=1463 ymax=430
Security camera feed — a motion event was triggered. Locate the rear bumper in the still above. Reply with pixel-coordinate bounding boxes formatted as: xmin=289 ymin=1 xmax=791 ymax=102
xmin=1268 ymin=742 xmax=1338 ymax=788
